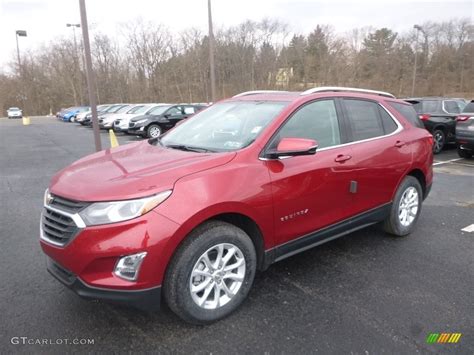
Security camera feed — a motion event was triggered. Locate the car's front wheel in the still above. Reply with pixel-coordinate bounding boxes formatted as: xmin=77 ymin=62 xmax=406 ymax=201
xmin=432 ymin=129 xmax=445 ymax=154
xmin=383 ymin=176 xmax=422 ymax=237
xmin=163 ymin=221 xmax=257 ymax=324
xmin=147 ymin=124 xmax=162 ymax=138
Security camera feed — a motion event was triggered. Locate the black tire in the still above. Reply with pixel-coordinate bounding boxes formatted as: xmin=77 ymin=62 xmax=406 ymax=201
xmin=163 ymin=221 xmax=257 ymax=324
xmin=146 ymin=124 xmax=162 ymax=138
xmin=432 ymin=129 xmax=445 ymax=154
xmin=457 ymin=146 xmax=473 ymax=159
xmin=383 ymin=176 xmax=423 ymax=237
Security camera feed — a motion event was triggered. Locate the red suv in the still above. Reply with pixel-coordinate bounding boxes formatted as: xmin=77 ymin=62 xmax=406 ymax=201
xmin=40 ymin=87 xmax=433 ymax=324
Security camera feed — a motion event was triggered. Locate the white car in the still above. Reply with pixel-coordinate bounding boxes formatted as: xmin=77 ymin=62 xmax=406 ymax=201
xmin=113 ymin=104 xmax=168 ymax=133
xmin=7 ymin=107 xmax=22 ymax=119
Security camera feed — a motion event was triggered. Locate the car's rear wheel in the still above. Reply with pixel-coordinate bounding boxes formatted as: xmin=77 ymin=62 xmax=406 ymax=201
xmin=383 ymin=176 xmax=422 ymax=237
xmin=457 ymin=146 xmax=473 ymax=159
xmin=163 ymin=221 xmax=257 ymax=324
xmin=432 ymin=129 xmax=445 ymax=154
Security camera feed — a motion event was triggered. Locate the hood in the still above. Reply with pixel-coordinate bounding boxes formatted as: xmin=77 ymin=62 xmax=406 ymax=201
xmin=50 ymin=141 xmax=236 ymax=202
xmin=112 ymin=113 xmax=143 ymax=122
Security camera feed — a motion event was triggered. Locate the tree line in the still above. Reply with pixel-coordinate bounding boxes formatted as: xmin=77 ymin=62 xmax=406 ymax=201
xmin=0 ymin=17 xmax=472 ymax=115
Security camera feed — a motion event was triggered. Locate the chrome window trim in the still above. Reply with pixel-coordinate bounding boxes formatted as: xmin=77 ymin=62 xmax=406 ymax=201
xmin=259 ymin=102 xmax=403 ymax=160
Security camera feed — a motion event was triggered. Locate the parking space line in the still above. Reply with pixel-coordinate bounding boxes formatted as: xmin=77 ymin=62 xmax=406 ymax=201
xmin=433 ymin=158 xmax=463 ymax=166
xmin=461 ymin=224 xmax=474 ymax=233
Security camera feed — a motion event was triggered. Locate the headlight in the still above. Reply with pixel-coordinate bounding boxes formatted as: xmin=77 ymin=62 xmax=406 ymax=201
xmin=79 ymin=190 xmax=172 ymax=226
xmin=134 ymin=119 xmax=148 ymax=124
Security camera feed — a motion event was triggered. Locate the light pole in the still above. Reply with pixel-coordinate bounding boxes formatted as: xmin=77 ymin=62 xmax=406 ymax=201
xmin=411 ymin=24 xmax=424 ymax=96
xmin=67 ymin=23 xmax=82 ymax=105
xmin=79 ymin=0 xmax=101 ymax=151
xmin=66 ymin=23 xmax=80 ymax=54
xmin=15 ymin=30 xmax=27 ymax=70
xmin=208 ymin=0 xmax=216 ymax=103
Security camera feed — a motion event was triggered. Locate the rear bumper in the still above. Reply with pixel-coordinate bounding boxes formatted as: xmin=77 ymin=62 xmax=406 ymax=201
xmin=47 ymin=257 xmax=162 ymax=311
xmin=456 ymin=134 xmax=474 ymax=150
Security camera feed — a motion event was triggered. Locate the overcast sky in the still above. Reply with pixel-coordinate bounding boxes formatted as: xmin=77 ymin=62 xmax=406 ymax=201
xmin=0 ymin=0 xmax=472 ymax=69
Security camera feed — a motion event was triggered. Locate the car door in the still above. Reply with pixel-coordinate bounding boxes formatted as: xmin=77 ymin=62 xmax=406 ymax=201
xmin=264 ymin=99 xmax=356 ymax=246
xmin=166 ymin=106 xmax=185 ymax=127
xmin=340 ymin=98 xmax=412 ymax=214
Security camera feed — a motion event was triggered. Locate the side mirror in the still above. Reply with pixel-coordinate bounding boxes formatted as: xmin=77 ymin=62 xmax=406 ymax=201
xmin=266 ymin=138 xmax=318 ymax=159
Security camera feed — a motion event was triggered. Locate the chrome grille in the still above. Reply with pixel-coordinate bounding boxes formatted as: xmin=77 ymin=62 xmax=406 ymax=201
xmin=49 ymin=194 xmax=88 ymax=214
xmin=41 ymin=195 xmax=89 ymax=246
xmin=42 ymin=209 xmax=79 ymax=246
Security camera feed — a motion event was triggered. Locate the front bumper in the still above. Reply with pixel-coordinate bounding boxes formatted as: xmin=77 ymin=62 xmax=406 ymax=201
xmin=47 ymin=257 xmax=162 ymax=311
xmin=127 ymin=125 xmax=146 ymax=136
xmin=40 ymin=209 xmax=180 ymax=307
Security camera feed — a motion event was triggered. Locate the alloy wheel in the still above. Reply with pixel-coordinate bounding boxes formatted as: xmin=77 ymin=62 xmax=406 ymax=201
xmin=398 ymin=186 xmax=419 ymax=227
xmin=189 ymin=243 xmax=246 ymax=310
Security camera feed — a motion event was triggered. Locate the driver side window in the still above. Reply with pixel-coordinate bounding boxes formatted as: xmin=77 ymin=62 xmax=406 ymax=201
xmin=271 ymin=100 xmax=341 ymax=149
xmin=166 ymin=106 xmax=183 ymax=116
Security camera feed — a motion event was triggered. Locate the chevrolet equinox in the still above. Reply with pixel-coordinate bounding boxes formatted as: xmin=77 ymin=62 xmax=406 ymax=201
xmin=40 ymin=87 xmax=433 ymax=324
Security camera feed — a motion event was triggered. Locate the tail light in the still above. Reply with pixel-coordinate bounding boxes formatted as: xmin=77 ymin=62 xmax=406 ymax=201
xmin=419 ymin=114 xmax=431 ymax=121
xmin=456 ymin=115 xmax=470 ymax=122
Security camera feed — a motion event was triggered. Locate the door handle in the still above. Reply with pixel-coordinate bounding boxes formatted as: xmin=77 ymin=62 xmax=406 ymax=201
xmin=395 ymin=140 xmax=406 ymax=148
xmin=334 ymin=154 xmax=352 ymax=163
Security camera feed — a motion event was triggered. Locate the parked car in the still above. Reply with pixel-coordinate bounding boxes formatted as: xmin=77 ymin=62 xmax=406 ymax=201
xmin=82 ymin=104 xmax=129 ymax=126
xmin=112 ymin=104 xmax=161 ymax=133
xmin=7 ymin=107 xmax=22 ymax=119
xmin=56 ymin=107 xmax=74 ymax=120
xmin=98 ymin=104 xmax=134 ymax=129
xmin=40 ymin=87 xmax=433 ymax=324
xmin=456 ymin=100 xmax=474 ymax=159
xmin=76 ymin=104 xmax=110 ymax=124
xmin=405 ymin=97 xmax=465 ymax=154
xmin=128 ymin=104 xmax=206 ymax=138
xmin=64 ymin=106 xmax=90 ymax=122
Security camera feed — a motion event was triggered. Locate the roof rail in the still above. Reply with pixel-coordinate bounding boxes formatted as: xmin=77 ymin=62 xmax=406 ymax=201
xmin=233 ymin=90 xmax=292 ymax=98
xmin=300 ymin=86 xmax=395 ymax=98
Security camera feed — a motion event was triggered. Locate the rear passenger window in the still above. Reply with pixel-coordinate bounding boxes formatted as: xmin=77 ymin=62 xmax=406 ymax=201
xmin=389 ymin=102 xmax=424 ymax=128
xmin=272 ymin=99 xmax=341 ymax=149
xmin=343 ymin=99 xmax=384 ymax=141
xmin=379 ymin=107 xmax=398 ymax=134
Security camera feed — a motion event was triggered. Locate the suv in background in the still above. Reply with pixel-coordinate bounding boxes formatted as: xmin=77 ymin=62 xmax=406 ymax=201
xmin=128 ymin=104 xmax=206 ymax=138
xmin=40 ymin=87 xmax=433 ymax=324
xmin=456 ymin=100 xmax=474 ymax=159
xmin=405 ymin=97 xmax=465 ymax=154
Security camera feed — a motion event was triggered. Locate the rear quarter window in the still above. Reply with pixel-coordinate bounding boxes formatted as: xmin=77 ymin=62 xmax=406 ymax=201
xmin=389 ymin=102 xmax=424 ymax=129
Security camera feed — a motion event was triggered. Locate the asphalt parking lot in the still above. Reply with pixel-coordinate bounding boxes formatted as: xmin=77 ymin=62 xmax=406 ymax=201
xmin=0 ymin=117 xmax=473 ymax=354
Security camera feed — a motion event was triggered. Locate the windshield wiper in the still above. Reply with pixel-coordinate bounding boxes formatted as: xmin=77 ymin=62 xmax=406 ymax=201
xmin=165 ymin=144 xmax=214 ymax=153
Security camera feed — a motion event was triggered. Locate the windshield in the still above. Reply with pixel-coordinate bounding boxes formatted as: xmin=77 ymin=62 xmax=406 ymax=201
xmin=127 ymin=105 xmax=145 ymax=114
xmin=161 ymin=101 xmax=288 ymax=152
xmin=107 ymin=105 xmax=127 ymax=113
xmin=463 ymin=101 xmax=474 ymax=113
xmin=9 ymin=107 xmax=20 ymax=110
xmin=148 ymin=105 xmax=171 ymax=115
xmin=116 ymin=105 xmax=132 ymax=113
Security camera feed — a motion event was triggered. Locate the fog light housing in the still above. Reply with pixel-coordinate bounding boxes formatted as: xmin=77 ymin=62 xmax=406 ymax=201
xmin=114 ymin=252 xmax=147 ymax=281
